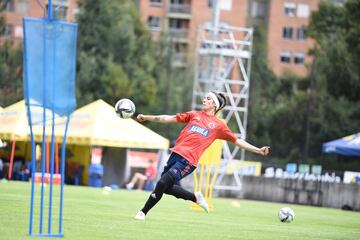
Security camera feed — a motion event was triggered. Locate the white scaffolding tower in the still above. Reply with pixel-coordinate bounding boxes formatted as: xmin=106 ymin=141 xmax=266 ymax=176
xmin=192 ymin=20 xmax=254 ymax=191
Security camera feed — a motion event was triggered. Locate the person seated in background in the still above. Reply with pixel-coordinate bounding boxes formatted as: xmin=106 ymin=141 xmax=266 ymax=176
xmin=126 ymin=159 xmax=157 ymax=190
xmin=12 ymin=159 xmax=23 ymax=180
xmin=18 ymin=162 xmax=31 ymax=181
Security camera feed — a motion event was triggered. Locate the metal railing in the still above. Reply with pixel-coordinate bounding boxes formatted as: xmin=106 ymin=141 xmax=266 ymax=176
xmin=149 ymin=2 xmax=162 ymax=7
xmin=168 ymin=3 xmax=191 ymax=14
xmin=169 ymin=28 xmax=189 ymax=39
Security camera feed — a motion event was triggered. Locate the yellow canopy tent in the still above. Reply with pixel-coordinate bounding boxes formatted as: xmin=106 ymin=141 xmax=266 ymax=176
xmin=0 ymin=100 xmax=62 ymax=178
xmin=0 ymin=100 xmax=61 ymax=141
xmin=0 ymin=101 xmax=32 ymax=179
xmin=0 ymin=100 xmax=29 ymax=141
xmin=0 ymin=99 xmax=169 ymax=184
xmin=0 ymin=99 xmax=169 ymax=149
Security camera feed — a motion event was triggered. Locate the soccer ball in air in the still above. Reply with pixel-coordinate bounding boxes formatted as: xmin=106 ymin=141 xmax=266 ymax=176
xmin=114 ymin=99 xmax=136 ymax=119
xmin=278 ymin=207 xmax=295 ymax=223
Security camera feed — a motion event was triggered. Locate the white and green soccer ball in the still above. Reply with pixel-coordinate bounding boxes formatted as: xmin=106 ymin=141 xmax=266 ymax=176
xmin=278 ymin=207 xmax=295 ymax=223
xmin=114 ymin=98 xmax=136 ymax=119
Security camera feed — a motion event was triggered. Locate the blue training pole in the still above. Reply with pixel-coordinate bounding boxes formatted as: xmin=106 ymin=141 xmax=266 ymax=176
xmin=59 ymin=114 xmax=71 ymax=234
xmin=59 ymin=18 xmax=77 ymax=231
xmin=39 ymin=27 xmax=47 ymax=235
xmin=25 ymin=17 xmax=36 ymax=235
xmin=47 ymin=17 xmax=58 ymax=234
xmin=27 ymin=2 xmax=50 ymax=235
xmin=28 ymin=112 xmax=36 ymax=235
xmin=47 ymin=107 xmax=55 ymax=234
xmin=48 ymin=0 xmax=52 ymax=19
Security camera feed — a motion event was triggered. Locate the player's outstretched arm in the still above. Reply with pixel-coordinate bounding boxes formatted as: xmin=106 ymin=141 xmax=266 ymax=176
xmin=137 ymin=114 xmax=177 ymax=123
xmin=235 ymin=139 xmax=270 ymax=156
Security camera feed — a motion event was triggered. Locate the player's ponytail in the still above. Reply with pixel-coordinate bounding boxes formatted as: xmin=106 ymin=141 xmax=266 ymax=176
xmin=212 ymin=92 xmax=227 ymax=113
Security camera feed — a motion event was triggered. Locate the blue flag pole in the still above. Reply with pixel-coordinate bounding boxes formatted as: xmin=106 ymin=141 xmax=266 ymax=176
xmin=48 ymin=0 xmax=52 ymax=19
xmin=24 ymin=2 xmax=77 ymax=235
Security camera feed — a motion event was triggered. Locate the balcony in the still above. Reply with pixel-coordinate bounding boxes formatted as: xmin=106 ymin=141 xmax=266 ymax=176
xmin=168 ymin=4 xmax=191 ymax=18
xmin=172 ymin=52 xmax=187 ymax=67
xmin=169 ymin=28 xmax=189 ymax=40
xmin=149 ymin=1 xmax=162 ymax=7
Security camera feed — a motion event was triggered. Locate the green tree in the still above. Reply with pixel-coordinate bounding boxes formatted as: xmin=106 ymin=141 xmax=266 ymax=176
xmin=146 ymin=33 xmax=194 ymax=141
xmin=301 ymin=0 xmax=360 ymax=170
xmin=76 ymin=0 xmax=156 ymax=112
xmin=247 ymin=26 xmax=277 ymax=149
xmin=0 ymin=1 xmax=23 ymax=107
xmin=307 ymin=0 xmax=360 ymax=101
xmin=239 ymin=1 xmax=360 ymax=170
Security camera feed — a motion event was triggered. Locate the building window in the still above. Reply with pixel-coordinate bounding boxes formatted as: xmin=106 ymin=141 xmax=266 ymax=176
xmin=5 ymin=0 xmax=15 ymax=12
xmin=173 ymin=43 xmax=187 ymax=64
xmin=170 ymin=0 xmax=186 ymax=3
xmin=148 ymin=16 xmax=161 ymax=30
xmin=17 ymin=0 xmax=29 ymax=14
xmin=169 ymin=18 xmax=183 ymax=28
xmin=150 ymin=0 xmax=162 ymax=7
xmin=55 ymin=6 xmax=68 ymax=19
xmin=208 ymin=0 xmax=232 ymax=10
xmin=4 ymin=24 xmax=13 ymax=36
xmin=283 ymin=27 xmax=293 ymax=39
xmin=46 ymin=5 xmax=68 ymax=20
xmin=294 ymin=52 xmax=305 ymax=64
xmin=72 ymin=8 xmax=79 ymax=19
xmin=284 ymin=2 xmax=296 ymax=17
xmin=58 ymin=7 xmax=68 ymax=19
xmin=297 ymin=4 xmax=309 ymax=18
xmin=220 ymin=0 xmax=232 ymax=11
xmin=250 ymin=1 xmax=266 ymax=18
xmin=296 ymin=27 xmax=305 ymax=40
xmin=280 ymin=51 xmax=291 ymax=63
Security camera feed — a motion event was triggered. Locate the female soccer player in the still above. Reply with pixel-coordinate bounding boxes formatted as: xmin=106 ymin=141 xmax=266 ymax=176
xmin=134 ymin=91 xmax=270 ymax=220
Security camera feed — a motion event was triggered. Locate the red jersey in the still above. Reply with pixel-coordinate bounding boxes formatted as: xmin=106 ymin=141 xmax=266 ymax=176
xmin=145 ymin=166 xmax=157 ymax=181
xmin=172 ymin=111 xmax=237 ymax=166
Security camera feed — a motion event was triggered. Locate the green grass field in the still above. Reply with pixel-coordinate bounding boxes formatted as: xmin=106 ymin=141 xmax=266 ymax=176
xmin=0 ymin=181 xmax=359 ymax=240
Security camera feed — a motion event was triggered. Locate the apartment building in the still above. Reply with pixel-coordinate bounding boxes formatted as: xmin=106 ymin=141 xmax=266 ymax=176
xmin=266 ymin=0 xmax=319 ymax=77
xmin=249 ymin=0 xmax=347 ymax=77
xmin=2 ymin=0 xmax=339 ymax=77
xmin=140 ymin=0 xmax=325 ymax=77
xmin=2 ymin=0 xmax=78 ymax=43
xmin=137 ymin=0 xmax=248 ymax=67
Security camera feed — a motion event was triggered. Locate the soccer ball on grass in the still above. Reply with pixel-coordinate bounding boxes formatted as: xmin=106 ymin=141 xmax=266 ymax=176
xmin=278 ymin=207 xmax=295 ymax=223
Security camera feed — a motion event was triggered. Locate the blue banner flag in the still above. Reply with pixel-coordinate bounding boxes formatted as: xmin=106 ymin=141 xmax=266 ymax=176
xmin=23 ymin=18 xmax=77 ymax=116
xmin=24 ymin=17 xmax=78 ymax=237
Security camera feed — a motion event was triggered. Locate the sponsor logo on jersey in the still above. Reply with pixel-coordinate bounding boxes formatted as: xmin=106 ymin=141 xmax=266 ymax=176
xmin=189 ymin=125 xmax=210 ymax=137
